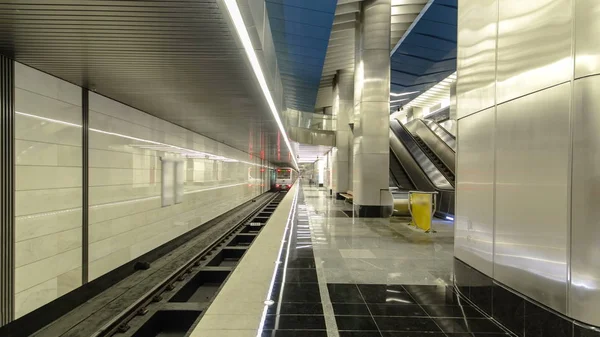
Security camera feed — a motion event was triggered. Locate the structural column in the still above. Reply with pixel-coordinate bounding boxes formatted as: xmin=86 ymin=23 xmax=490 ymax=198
xmin=331 ymin=70 xmax=353 ymax=199
xmin=352 ymin=0 xmax=392 ymax=217
xmin=0 ymin=55 xmax=14 ymax=325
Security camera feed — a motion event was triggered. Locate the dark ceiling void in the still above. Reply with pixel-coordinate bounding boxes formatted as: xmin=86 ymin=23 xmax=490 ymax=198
xmin=266 ymin=0 xmax=337 ymax=113
xmin=390 ymin=0 xmax=457 ymax=107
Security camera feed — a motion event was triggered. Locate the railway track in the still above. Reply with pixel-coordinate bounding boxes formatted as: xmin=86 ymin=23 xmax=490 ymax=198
xmin=29 ymin=191 xmax=286 ymax=337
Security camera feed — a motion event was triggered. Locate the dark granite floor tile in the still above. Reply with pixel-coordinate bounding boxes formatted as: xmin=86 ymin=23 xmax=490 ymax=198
xmin=285 ymin=257 xmax=317 ymax=269
xmin=332 ymin=303 xmax=371 ymax=316
xmin=368 ymin=303 xmax=427 ymax=317
xmin=422 ymin=304 xmax=485 ymax=318
xmin=327 ymin=284 xmax=365 ymax=303
xmin=524 ymin=301 xmax=572 ymax=337
xmin=335 ymin=315 xmax=379 ymax=330
xmin=279 ymin=268 xmax=318 ymax=283
xmin=381 ymin=333 xmax=446 ymax=337
xmin=339 ymin=332 xmax=382 ymax=337
xmin=434 ymin=318 xmax=505 ymax=334
xmin=574 ymin=324 xmax=600 ymax=337
xmin=357 ymin=284 xmax=414 ymax=304
xmin=446 ymin=332 xmax=511 ymax=337
xmin=264 ymin=315 xmax=326 ymax=330
xmin=403 ymin=285 xmax=458 ymax=305
xmin=260 ymin=330 xmax=328 ymax=337
xmin=278 ymin=282 xmax=322 ymax=303
xmin=267 ymin=302 xmax=324 ymax=315
xmin=492 ymin=284 xmax=525 ymax=336
xmin=373 ymin=316 xmax=441 ymax=332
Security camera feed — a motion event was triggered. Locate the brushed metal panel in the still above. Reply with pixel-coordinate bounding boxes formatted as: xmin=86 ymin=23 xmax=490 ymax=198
xmin=455 ymin=108 xmax=494 ymax=277
xmin=496 ymin=0 xmax=572 ymax=104
xmin=570 ymin=75 xmax=600 ymax=326
xmin=494 ymin=83 xmax=570 ymax=314
xmin=456 ymin=0 xmax=498 ymax=118
xmin=574 ymin=0 xmax=600 ymax=78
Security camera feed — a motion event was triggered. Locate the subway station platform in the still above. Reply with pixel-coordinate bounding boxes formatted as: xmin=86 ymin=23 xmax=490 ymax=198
xmin=191 ymin=182 xmax=511 ymax=337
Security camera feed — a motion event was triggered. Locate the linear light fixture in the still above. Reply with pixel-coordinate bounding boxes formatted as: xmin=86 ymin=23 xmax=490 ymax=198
xmin=223 ymin=0 xmax=298 ymax=169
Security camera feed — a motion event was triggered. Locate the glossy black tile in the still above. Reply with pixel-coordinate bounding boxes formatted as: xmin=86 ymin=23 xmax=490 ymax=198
xmin=524 ymin=301 xmax=572 ymax=337
xmin=574 ymin=324 xmax=600 ymax=337
xmin=422 ymin=304 xmax=484 ymax=318
xmin=434 ymin=318 xmax=505 ymax=334
xmin=381 ymin=333 xmax=446 ymax=337
xmin=446 ymin=332 xmax=511 ymax=337
xmin=264 ymin=315 xmax=326 ymax=330
xmin=267 ymin=302 xmax=324 ymax=315
xmin=335 ymin=315 xmax=379 ymax=331
xmin=327 ymin=284 xmax=365 ymax=303
xmin=357 ymin=284 xmax=414 ymax=304
xmin=373 ymin=316 xmax=441 ymax=332
xmin=332 ymin=303 xmax=371 ymax=316
xmin=403 ymin=285 xmax=458 ymax=305
xmin=278 ymin=282 xmax=322 ymax=303
xmin=367 ymin=304 xmax=426 ymax=317
xmin=260 ymin=330 xmax=328 ymax=337
xmin=492 ymin=284 xmax=525 ymax=336
xmin=454 ymin=258 xmax=472 ymax=298
xmin=339 ymin=332 xmax=382 ymax=337
xmin=279 ymin=268 xmax=318 ymax=283
xmin=285 ymin=257 xmax=317 ymax=269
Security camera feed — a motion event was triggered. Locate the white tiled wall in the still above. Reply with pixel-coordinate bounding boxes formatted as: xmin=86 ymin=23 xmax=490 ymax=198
xmin=88 ymin=93 xmax=266 ymax=280
xmin=14 ymin=63 xmax=83 ymax=318
xmin=12 ymin=63 xmax=268 ymax=318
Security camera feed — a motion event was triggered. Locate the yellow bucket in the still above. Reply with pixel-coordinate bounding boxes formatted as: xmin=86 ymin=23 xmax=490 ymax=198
xmin=408 ymin=191 xmax=437 ymax=232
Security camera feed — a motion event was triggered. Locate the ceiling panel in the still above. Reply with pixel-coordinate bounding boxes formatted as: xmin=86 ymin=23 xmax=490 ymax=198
xmin=266 ymin=0 xmax=337 ymax=112
xmin=0 ymin=0 xmax=293 ymax=165
xmin=390 ymin=0 xmax=457 ymax=110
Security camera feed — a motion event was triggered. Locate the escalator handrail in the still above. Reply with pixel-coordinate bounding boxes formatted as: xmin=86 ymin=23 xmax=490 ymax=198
xmin=391 ymin=119 xmax=453 ymax=191
xmin=421 ymin=119 xmax=456 ymax=151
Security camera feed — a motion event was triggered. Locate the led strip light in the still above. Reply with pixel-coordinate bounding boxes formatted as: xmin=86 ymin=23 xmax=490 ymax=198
xmin=223 ymin=0 xmax=298 ymax=169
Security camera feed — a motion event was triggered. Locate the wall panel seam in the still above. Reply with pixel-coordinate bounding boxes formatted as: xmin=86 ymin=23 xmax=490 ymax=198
xmin=82 ymin=88 xmax=89 ymax=284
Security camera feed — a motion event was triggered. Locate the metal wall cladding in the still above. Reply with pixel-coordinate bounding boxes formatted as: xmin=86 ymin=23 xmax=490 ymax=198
xmin=575 ymin=0 xmax=600 ymax=78
xmin=455 ymin=108 xmax=495 ymax=277
xmin=456 ymin=0 xmax=498 ymax=118
xmin=570 ymin=75 xmax=600 ymax=326
xmin=494 ymin=83 xmax=571 ymax=314
xmin=496 ymin=0 xmax=572 ymax=104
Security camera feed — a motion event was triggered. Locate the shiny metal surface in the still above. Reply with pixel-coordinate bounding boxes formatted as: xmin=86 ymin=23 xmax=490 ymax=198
xmin=574 ymin=0 xmax=600 ymax=79
xmin=406 ymin=119 xmax=455 ymax=174
xmin=391 ymin=119 xmax=453 ymax=191
xmin=494 ymin=83 xmax=571 ymax=314
xmin=332 ymin=70 xmax=354 ymax=195
xmin=455 ymin=108 xmax=495 ymax=277
xmin=570 ymin=75 xmax=600 ymax=326
xmin=423 ymin=119 xmax=456 ymax=150
xmin=0 ymin=0 xmax=292 ymax=165
xmin=496 ymin=0 xmax=572 ymax=104
xmin=288 ymin=127 xmax=336 ymax=147
xmin=456 ymin=0 xmax=497 ymax=118
xmin=352 ymin=0 xmax=391 ymax=207
xmin=284 ymin=110 xmax=336 ymax=131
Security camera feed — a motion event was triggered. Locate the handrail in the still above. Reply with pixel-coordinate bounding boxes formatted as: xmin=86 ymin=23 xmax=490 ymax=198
xmin=421 ymin=119 xmax=456 ymax=150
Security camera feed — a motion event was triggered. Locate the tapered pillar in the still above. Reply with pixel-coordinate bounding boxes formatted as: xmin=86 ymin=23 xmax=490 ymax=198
xmin=332 ymin=70 xmax=353 ymax=199
xmin=352 ymin=0 xmax=393 ymax=217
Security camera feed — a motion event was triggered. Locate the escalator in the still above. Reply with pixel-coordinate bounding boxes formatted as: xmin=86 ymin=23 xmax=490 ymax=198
xmin=405 ymin=119 xmax=456 ymax=187
xmin=389 ymin=119 xmax=454 ymax=217
xmin=389 ymin=152 xmax=415 ymax=191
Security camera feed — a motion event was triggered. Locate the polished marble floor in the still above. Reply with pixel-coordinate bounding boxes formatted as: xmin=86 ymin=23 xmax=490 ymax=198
xmin=262 ymin=184 xmax=513 ymax=337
